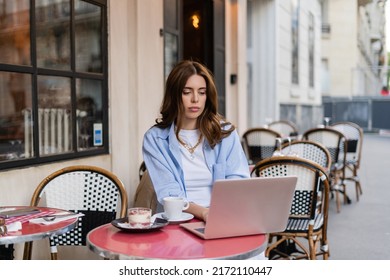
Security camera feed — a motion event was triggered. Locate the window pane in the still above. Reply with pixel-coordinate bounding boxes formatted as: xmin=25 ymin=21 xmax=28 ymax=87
xmin=37 ymin=76 xmax=72 ymax=156
xmin=309 ymin=13 xmax=314 ymax=88
xmin=76 ymin=78 xmax=103 ymax=150
xmin=164 ymin=0 xmax=178 ymax=30
xmin=0 ymin=0 xmax=108 ymax=169
xmin=291 ymin=0 xmax=299 ymax=85
xmin=164 ymin=32 xmax=178 ymax=80
xmin=36 ymin=0 xmax=71 ymax=70
xmin=0 ymin=0 xmax=31 ymax=65
xmin=75 ymin=0 xmax=102 ymax=73
xmin=0 ymin=72 xmax=32 ymax=162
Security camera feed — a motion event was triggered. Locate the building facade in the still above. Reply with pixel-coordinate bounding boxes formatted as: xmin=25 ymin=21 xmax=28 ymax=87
xmin=321 ymin=0 xmax=387 ymax=97
xmin=246 ymin=0 xmax=322 ymax=132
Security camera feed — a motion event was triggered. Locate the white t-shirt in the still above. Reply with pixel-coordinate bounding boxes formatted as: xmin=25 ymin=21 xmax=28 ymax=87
xmin=178 ymin=129 xmax=213 ymax=207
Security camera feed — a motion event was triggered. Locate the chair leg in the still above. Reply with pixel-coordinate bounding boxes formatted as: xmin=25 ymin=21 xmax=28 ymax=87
xmin=320 ymin=228 xmax=329 ymax=260
xmin=50 ymin=245 xmax=58 ymax=260
xmin=346 ymin=165 xmax=362 ymax=202
xmin=330 ymin=171 xmax=343 ymax=213
xmin=23 ymin=241 xmax=33 ymax=260
xmin=356 ymin=179 xmax=362 ymax=200
xmin=353 ymin=166 xmax=362 ymax=201
xmin=321 ymin=243 xmax=329 ymax=260
xmin=307 ymin=235 xmax=316 ymax=260
xmin=333 ymin=179 xmax=351 ymax=213
xmin=266 ymin=237 xmax=289 ymax=259
xmin=333 ymin=185 xmax=341 ymax=213
xmin=341 ymin=183 xmax=350 ymax=205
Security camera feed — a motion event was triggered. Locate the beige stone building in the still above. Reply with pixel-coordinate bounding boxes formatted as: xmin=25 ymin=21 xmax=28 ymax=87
xmin=321 ymin=0 xmax=387 ymax=97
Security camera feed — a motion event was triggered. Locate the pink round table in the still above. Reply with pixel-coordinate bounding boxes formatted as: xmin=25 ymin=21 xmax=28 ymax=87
xmin=0 ymin=206 xmax=78 ymax=245
xmin=87 ymin=221 xmax=267 ymax=260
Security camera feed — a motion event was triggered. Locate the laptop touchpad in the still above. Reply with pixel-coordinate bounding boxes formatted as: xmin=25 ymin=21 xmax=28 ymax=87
xmin=195 ymin=227 xmax=205 ymax=234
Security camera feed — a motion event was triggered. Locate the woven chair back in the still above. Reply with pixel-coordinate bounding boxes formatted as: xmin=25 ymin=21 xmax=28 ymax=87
xmin=24 ymin=165 xmax=127 ymax=259
xmin=242 ymin=127 xmax=282 ymax=164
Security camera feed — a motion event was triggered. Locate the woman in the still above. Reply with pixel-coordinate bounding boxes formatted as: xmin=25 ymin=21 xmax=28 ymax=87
xmin=142 ymin=60 xmax=249 ymax=222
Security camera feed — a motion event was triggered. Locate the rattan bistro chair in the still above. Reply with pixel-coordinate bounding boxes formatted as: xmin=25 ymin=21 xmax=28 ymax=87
xmin=280 ymin=140 xmax=332 ymax=173
xmin=251 ymin=156 xmax=330 ymax=260
xmin=242 ymin=127 xmax=282 ymax=164
xmin=23 ymin=165 xmax=128 ymax=260
xmin=302 ymin=127 xmax=348 ymax=213
xmin=331 ymin=121 xmax=364 ymax=201
xmin=267 ymin=120 xmax=299 ymax=138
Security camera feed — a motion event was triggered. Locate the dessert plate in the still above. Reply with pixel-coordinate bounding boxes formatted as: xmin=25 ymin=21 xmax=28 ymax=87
xmin=154 ymin=212 xmax=194 ymax=224
xmin=111 ymin=217 xmax=168 ymax=233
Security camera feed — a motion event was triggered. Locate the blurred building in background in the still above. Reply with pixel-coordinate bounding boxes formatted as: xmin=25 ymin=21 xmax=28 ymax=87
xmin=321 ymin=0 xmax=387 ymax=97
xmin=246 ymin=0 xmax=323 ymax=132
xmin=321 ymin=0 xmax=390 ymax=132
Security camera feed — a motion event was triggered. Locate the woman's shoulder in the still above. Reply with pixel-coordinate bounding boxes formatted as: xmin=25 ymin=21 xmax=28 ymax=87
xmin=218 ymin=123 xmax=239 ymax=143
xmin=144 ymin=124 xmax=172 ymax=139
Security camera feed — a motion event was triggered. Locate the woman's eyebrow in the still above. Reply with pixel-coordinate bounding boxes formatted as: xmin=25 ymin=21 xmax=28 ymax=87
xmin=182 ymin=87 xmax=206 ymax=90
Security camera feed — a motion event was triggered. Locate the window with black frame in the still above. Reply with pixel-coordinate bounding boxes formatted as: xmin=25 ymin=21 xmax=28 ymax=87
xmin=0 ymin=0 xmax=108 ymax=168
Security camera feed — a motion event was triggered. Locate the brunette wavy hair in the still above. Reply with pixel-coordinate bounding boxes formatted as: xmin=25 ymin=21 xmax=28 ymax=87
xmin=155 ymin=60 xmax=235 ymax=148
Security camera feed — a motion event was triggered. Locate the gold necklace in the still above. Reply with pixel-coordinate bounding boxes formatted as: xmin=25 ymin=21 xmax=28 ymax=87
xmin=180 ymin=134 xmax=203 ymax=155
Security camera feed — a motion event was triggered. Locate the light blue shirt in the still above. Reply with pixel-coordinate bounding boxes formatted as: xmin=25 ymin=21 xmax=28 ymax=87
xmin=142 ymin=123 xmax=250 ymax=207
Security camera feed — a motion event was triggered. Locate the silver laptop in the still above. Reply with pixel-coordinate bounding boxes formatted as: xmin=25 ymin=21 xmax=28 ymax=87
xmin=180 ymin=176 xmax=297 ymax=239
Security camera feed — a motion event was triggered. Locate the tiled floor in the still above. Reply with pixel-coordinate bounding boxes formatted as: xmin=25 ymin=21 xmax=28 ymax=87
xmin=326 ymin=133 xmax=390 ymax=260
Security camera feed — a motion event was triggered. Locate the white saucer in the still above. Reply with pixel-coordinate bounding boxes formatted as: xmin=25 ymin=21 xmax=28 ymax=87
xmin=153 ymin=212 xmax=194 ymax=224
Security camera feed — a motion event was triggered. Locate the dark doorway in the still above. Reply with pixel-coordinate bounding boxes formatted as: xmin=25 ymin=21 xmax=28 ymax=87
xmin=163 ymin=0 xmax=226 ymax=115
xmin=182 ymin=0 xmax=213 ymax=70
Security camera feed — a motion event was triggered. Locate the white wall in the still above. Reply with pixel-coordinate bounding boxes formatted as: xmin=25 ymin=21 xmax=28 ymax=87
xmin=109 ymin=0 xmax=164 ymax=206
xmin=225 ymin=0 xmax=249 ymax=135
xmin=247 ymin=0 xmax=277 ymax=127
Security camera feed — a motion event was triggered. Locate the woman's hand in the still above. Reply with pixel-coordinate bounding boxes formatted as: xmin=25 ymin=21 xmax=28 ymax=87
xmin=201 ymin=208 xmax=209 ymax=222
xmin=185 ymin=203 xmax=209 ymax=222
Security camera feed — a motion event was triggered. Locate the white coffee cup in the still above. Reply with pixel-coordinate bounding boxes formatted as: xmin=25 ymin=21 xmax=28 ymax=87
xmin=163 ymin=197 xmax=189 ymax=220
